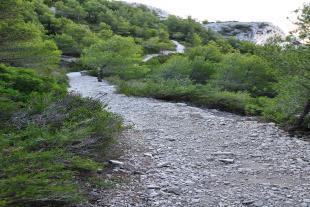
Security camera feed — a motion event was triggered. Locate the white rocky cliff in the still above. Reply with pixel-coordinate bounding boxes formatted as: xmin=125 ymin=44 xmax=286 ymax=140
xmin=204 ymin=21 xmax=285 ymax=44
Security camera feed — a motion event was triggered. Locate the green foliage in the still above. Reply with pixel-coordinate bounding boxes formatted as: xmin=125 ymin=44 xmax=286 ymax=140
xmin=158 ymin=56 xmax=192 ymax=80
xmin=263 ymin=75 xmax=309 ymax=127
xmin=164 ymin=15 xmax=220 ymax=45
xmin=293 ymin=3 xmax=310 ymax=43
xmin=190 ymin=58 xmax=217 ymax=84
xmin=186 ymin=43 xmax=223 ymax=62
xmin=81 ymin=35 xmax=142 ymax=76
xmin=54 ymin=20 xmax=99 ymax=56
xmin=195 ymin=89 xmax=253 ymax=114
xmin=214 ymin=53 xmax=276 ymax=97
xmin=0 ymin=0 xmax=61 ymax=69
xmin=55 ymin=0 xmax=87 ymax=22
xmin=0 ymin=92 xmax=123 ymax=207
xmin=143 ymin=37 xmax=175 ymax=53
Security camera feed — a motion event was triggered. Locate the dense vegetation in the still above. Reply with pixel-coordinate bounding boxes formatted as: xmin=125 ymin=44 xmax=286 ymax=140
xmin=0 ymin=0 xmax=123 ymax=206
xmin=0 ymin=0 xmax=309 ymax=206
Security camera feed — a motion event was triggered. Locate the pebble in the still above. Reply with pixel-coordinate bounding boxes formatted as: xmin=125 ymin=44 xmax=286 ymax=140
xmin=109 ymin=160 xmax=124 ymax=166
xmin=147 ymin=185 xmax=161 ymax=189
xmin=143 ymin=153 xmax=153 ymax=157
xmin=219 ymin=158 xmax=235 ymax=164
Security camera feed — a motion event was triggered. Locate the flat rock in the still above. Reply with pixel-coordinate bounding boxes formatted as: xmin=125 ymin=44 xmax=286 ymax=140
xmin=109 ymin=160 xmax=124 ymax=166
xmin=219 ymin=158 xmax=235 ymax=164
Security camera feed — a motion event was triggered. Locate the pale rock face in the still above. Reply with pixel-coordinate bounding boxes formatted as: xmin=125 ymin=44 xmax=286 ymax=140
xmin=124 ymin=2 xmax=169 ymax=20
xmin=204 ymin=21 xmax=285 ymax=44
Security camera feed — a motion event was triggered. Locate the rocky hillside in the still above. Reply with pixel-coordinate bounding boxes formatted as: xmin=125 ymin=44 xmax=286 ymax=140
xmin=204 ymin=21 xmax=285 ymax=44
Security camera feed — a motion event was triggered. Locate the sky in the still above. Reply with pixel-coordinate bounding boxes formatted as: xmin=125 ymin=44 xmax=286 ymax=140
xmin=124 ymin=0 xmax=308 ymax=34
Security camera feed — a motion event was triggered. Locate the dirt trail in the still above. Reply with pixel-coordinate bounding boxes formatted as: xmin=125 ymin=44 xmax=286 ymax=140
xmin=68 ymin=72 xmax=310 ymax=207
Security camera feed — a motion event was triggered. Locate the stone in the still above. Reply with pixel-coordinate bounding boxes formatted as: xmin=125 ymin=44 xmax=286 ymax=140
xmin=109 ymin=160 xmax=124 ymax=166
xmin=242 ymin=200 xmax=254 ymax=205
xmin=219 ymin=159 xmax=235 ymax=164
xmin=176 ymin=103 xmax=187 ymax=107
xmin=147 ymin=185 xmax=161 ymax=189
xmin=143 ymin=153 xmax=153 ymax=157
xmin=168 ymin=137 xmax=176 ymax=141
xmin=166 ymin=187 xmax=182 ymax=195
xmin=157 ymin=162 xmax=171 ymax=168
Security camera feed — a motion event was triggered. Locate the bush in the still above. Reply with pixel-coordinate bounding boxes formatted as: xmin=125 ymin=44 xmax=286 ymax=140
xmin=190 ymin=58 xmax=217 ymax=84
xmin=214 ymin=53 xmax=276 ymax=97
xmin=0 ymin=68 xmax=123 ymax=207
xmin=194 ymin=85 xmax=253 ymax=114
xmin=116 ymin=78 xmax=196 ymax=101
xmin=186 ymin=43 xmax=222 ymax=62
xmin=159 ymin=56 xmax=191 ymax=80
xmin=262 ymin=76 xmax=310 ymax=129
xmin=0 ymin=64 xmax=65 ymax=100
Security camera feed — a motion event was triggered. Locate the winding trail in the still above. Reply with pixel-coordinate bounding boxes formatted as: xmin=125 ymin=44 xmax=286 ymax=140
xmin=68 ymin=72 xmax=310 ymax=207
xmin=143 ymin=40 xmax=185 ymax=62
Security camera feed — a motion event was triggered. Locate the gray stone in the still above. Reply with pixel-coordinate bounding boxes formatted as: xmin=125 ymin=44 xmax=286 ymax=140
xmin=157 ymin=162 xmax=171 ymax=168
xmin=166 ymin=187 xmax=182 ymax=195
xmin=147 ymin=185 xmax=161 ymax=190
xmin=143 ymin=153 xmax=153 ymax=157
xmin=109 ymin=160 xmax=124 ymax=166
xmin=242 ymin=200 xmax=254 ymax=205
xmin=219 ymin=158 xmax=235 ymax=164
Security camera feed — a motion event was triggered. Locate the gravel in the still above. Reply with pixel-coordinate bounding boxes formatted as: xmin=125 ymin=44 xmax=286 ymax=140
xmin=68 ymin=72 xmax=310 ymax=207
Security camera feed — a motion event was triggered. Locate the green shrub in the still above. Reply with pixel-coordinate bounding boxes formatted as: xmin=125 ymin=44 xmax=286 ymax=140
xmin=118 ymin=65 xmax=150 ymax=80
xmin=262 ymin=76 xmax=310 ymax=129
xmin=0 ymin=93 xmax=123 ymax=207
xmin=186 ymin=43 xmax=222 ymax=62
xmin=0 ymin=64 xmax=65 ymax=100
xmin=159 ymin=56 xmax=191 ymax=80
xmin=194 ymin=86 xmax=253 ymax=114
xmin=190 ymin=58 xmax=217 ymax=84
xmin=214 ymin=53 xmax=276 ymax=97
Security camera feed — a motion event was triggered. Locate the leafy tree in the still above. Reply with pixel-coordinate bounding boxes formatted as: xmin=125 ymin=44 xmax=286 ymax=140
xmin=159 ymin=56 xmax=192 ymax=80
xmin=54 ymin=21 xmax=98 ymax=56
xmin=164 ymin=15 xmax=218 ymax=44
xmin=0 ymin=0 xmax=60 ymax=69
xmin=186 ymin=42 xmax=222 ymax=62
xmin=190 ymin=58 xmax=216 ymax=84
xmin=55 ymin=0 xmax=87 ymax=22
xmin=81 ymin=35 xmax=142 ymax=76
xmin=191 ymin=33 xmax=203 ymax=46
xmin=293 ymin=3 xmax=310 ymax=43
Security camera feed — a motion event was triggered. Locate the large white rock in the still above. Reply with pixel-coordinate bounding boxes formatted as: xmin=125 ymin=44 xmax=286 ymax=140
xmin=204 ymin=21 xmax=285 ymax=44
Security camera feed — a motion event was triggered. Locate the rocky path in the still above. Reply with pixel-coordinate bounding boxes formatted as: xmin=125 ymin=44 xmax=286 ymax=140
xmin=68 ymin=72 xmax=310 ymax=207
xmin=143 ymin=40 xmax=185 ymax=62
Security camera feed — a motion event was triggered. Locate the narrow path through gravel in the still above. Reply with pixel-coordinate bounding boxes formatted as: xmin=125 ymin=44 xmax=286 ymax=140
xmin=68 ymin=72 xmax=310 ymax=207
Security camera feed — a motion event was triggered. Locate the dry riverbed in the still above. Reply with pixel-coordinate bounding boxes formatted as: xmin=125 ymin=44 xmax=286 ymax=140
xmin=68 ymin=72 xmax=310 ymax=207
